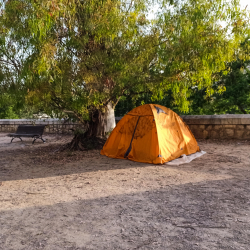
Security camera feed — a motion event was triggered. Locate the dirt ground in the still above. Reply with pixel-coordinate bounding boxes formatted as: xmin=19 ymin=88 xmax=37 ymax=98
xmin=0 ymin=133 xmax=250 ymax=250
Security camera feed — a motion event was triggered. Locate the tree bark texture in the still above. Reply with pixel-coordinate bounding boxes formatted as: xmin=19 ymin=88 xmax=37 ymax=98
xmin=62 ymin=103 xmax=116 ymax=151
xmin=86 ymin=102 xmax=116 ymax=137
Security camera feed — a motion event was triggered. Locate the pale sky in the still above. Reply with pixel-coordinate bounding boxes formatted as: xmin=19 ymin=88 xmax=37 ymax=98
xmin=148 ymin=0 xmax=250 ymax=19
xmin=240 ymin=0 xmax=249 ymax=10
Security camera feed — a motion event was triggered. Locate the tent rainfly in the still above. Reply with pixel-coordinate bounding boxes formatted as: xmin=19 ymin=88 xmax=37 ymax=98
xmin=101 ymin=104 xmax=200 ymax=164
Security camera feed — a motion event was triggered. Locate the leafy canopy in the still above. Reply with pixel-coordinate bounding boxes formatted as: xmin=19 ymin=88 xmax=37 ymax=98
xmin=0 ymin=0 xmax=249 ymax=121
xmin=189 ymin=60 xmax=250 ymax=115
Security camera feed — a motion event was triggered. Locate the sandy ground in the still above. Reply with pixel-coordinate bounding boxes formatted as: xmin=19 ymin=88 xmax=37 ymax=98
xmin=0 ymin=133 xmax=250 ymax=250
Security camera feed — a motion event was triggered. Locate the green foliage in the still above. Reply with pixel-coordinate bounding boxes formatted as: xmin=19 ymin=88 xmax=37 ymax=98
xmin=115 ymin=91 xmax=175 ymax=116
xmin=0 ymin=94 xmax=19 ymax=119
xmin=1 ymin=0 xmax=156 ymax=121
xmin=115 ymin=60 xmax=250 ymax=116
xmin=151 ymin=0 xmax=250 ymax=112
xmin=0 ymin=91 xmax=43 ymax=119
xmin=0 ymin=0 xmax=249 ymax=121
xmin=188 ymin=60 xmax=250 ymax=114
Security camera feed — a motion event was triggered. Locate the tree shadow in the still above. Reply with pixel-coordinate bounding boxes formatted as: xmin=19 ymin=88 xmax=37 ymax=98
xmin=0 ymin=147 xmax=151 ymax=182
xmin=0 ymin=136 xmax=244 ymax=182
xmin=0 ymin=177 xmax=249 ymax=250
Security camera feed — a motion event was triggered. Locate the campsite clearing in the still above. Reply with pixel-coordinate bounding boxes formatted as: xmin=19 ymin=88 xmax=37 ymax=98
xmin=0 ymin=133 xmax=250 ymax=250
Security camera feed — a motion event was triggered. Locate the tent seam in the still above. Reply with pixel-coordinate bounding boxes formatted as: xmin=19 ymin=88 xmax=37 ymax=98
xmin=149 ymin=104 xmax=162 ymax=162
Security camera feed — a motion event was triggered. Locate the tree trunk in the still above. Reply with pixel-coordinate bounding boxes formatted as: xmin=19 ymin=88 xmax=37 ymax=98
xmin=62 ymin=103 xmax=116 ymax=151
xmin=86 ymin=102 xmax=116 ymax=137
xmin=103 ymin=102 xmax=116 ymax=136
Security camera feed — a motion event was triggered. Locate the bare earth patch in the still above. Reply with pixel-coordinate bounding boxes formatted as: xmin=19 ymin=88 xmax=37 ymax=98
xmin=0 ymin=133 xmax=250 ymax=250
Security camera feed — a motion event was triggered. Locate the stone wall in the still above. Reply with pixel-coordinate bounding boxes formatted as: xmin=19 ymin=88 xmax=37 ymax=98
xmin=0 ymin=119 xmax=85 ymax=134
xmin=1 ymin=115 xmax=250 ymax=139
xmin=182 ymin=114 xmax=250 ymax=139
xmin=116 ymin=114 xmax=250 ymax=140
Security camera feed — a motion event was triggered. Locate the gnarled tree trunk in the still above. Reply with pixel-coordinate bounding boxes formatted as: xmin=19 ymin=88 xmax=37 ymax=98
xmin=86 ymin=102 xmax=116 ymax=137
xmin=64 ymin=103 xmax=116 ymax=151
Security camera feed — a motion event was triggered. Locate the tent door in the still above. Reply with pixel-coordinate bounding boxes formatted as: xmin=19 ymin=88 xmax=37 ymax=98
xmin=124 ymin=116 xmax=141 ymax=158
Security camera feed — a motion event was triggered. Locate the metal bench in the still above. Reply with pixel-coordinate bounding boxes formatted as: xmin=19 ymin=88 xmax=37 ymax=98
xmin=8 ymin=125 xmax=46 ymax=144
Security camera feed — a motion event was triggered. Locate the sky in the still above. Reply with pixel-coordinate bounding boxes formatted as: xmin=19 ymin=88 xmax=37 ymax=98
xmin=148 ymin=0 xmax=250 ymax=19
xmin=240 ymin=0 xmax=249 ymax=10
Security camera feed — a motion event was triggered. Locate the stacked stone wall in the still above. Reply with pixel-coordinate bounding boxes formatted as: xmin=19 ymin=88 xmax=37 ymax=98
xmin=1 ymin=115 xmax=250 ymax=139
xmin=188 ymin=124 xmax=250 ymax=139
xmin=116 ymin=114 xmax=250 ymax=140
xmin=182 ymin=114 xmax=250 ymax=139
xmin=0 ymin=119 xmax=85 ymax=134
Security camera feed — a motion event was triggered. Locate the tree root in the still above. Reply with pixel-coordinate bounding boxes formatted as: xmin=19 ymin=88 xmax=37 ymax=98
xmin=60 ymin=133 xmax=106 ymax=151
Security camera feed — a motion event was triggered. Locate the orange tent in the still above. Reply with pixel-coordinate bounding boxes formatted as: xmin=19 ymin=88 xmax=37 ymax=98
xmin=101 ymin=104 xmax=200 ymax=164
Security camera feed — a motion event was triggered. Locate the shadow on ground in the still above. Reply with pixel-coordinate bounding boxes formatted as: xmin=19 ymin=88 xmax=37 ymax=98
xmin=0 ymin=147 xmax=245 ymax=183
xmin=0 ymin=177 xmax=250 ymax=250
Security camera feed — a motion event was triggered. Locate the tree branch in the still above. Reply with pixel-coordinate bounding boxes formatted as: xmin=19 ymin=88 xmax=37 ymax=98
xmin=237 ymin=104 xmax=247 ymax=114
